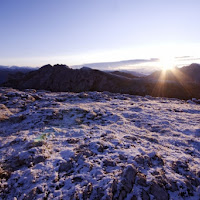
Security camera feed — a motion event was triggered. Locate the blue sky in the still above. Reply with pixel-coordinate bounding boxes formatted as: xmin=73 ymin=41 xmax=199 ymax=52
xmin=0 ymin=0 xmax=200 ymax=70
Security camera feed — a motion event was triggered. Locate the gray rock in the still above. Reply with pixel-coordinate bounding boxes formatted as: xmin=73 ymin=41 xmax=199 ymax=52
xmin=32 ymin=94 xmax=41 ymax=100
xmin=120 ymin=164 xmax=137 ymax=197
xmin=137 ymin=173 xmax=148 ymax=187
xmin=0 ymin=104 xmax=13 ymax=121
xmin=141 ymin=189 xmax=150 ymax=200
xmin=10 ymin=114 xmax=26 ymax=123
xmin=103 ymin=159 xmax=116 ymax=167
xmin=97 ymin=143 xmax=107 ymax=153
xmin=66 ymin=138 xmax=79 ymax=144
xmin=149 ymin=181 xmax=169 ymax=200
xmin=123 ymin=135 xmax=137 ymax=141
xmin=72 ymin=176 xmax=83 ymax=183
xmin=58 ymin=160 xmax=73 ymax=173
xmin=187 ymin=175 xmax=200 ymax=187
xmin=151 ymin=154 xmax=164 ymax=166
xmin=166 ymin=180 xmax=178 ymax=192
xmin=111 ymin=178 xmax=118 ymax=197
xmin=172 ymin=160 xmax=189 ymax=176
xmin=134 ymin=155 xmax=151 ymax=168
xmin=33 ymin=155 xmax=47 ymax=164
xmin=119 ymin=154 xmax=127 ymax=161
xmin=185 ymin=180 xmax=194 ymax=196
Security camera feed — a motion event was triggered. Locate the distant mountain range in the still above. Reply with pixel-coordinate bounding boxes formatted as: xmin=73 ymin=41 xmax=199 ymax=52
xmin=1 ymin=63 xmax=200 ymax=99
xmin=0 ymin=66 xmax=37 ymax=84
xmin=72 ymin=58 xmax=159 ymax=74
xmin=106 ymin=70 xmax=145 ymax=77
xmin=109 ymin=71 xmax=138 ymax=79
xmin=144 ymin=63 xmax=200 ymax=99
xmin=147 ymin=63 xmax=200 ymax=83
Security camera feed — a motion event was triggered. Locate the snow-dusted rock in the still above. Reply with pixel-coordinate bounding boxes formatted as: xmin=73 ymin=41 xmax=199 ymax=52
xmin=0 ymin=87 xmax=200 ymax=199
xmin=121 ymin=165 xmax=137 ymax=192
xmin=149 ymin=181 xmax=169 ymax=200
xmin=0 ymin=104 xmax=13 ymax=121
xmin=58 ymin=159 xmax=74 ymax=173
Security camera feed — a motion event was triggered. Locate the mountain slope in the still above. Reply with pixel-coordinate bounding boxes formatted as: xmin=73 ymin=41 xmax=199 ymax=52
xmin=2 ymin=64 xmax=200 ymax=100
xmin=143 ymin=63 xmax=200 ymax=99
xmin=109 ymin=70 xmax=138 ymax=79
xmin=3 ymin=64 xmax=145 ymax=95
xmin=146 ymin=63 xmax=200 ymax=83
xmin=0 ymin=66 xmax=37 ymax=84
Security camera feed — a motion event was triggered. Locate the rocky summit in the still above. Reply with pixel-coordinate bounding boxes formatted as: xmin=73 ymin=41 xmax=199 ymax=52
xmin=0 ymin=87 xmax=200 ymax=199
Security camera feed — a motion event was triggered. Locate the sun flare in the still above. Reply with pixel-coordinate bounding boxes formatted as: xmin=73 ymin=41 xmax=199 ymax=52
xmin=160 ymin=56 xmax=175 ymax=71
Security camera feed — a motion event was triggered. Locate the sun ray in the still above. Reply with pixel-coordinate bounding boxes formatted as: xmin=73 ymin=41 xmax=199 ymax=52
xmin=150 ymin=65 xmax=194 ymax=99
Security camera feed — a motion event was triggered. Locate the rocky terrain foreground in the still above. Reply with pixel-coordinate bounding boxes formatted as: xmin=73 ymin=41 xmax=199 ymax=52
xmin=0 ymin=87 xmax=200 ymax=200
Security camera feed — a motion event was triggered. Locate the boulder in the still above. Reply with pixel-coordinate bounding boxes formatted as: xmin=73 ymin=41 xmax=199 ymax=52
xmin=149 ymin=181 xmax=169 ymax=200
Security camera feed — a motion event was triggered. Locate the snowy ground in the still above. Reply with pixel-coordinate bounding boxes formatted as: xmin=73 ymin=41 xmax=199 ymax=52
xmin=0 ymin=87 xmax=200 ymax=200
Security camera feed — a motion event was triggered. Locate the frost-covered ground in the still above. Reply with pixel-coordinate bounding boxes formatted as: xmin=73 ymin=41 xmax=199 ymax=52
xmin=0 ymin=87 xmax=200 ymax=200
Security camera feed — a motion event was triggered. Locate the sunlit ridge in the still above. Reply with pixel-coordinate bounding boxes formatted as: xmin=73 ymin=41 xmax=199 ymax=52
xmin=151 ymin=61 xmax=192 ymax=98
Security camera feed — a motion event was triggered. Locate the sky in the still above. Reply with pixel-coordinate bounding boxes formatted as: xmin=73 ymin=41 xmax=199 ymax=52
xmin=0 ymin=0 xmax=200 ymax=71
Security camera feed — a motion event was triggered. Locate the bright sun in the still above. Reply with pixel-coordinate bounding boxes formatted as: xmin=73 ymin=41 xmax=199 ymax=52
xmin=160 ymin=56 xmax=175 ymax=71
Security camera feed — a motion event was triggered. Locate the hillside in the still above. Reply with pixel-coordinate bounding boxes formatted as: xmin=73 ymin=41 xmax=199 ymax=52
xmin=2 ymin=64 xmax=200 ymax=100
xmin=2 ymin=64 xmax=145 ymax=95
xmin=109 ymin=71 xmax=138 ymax=79
xmin=146 ymin=64 xmax=200 ymax=83
xmin=143 ymin=64 xmax=200 ymax=99
xmin=0 ymin=66 xmax=37 ymax=84
xmin=0 ymin=88 xmax=199 ymax=199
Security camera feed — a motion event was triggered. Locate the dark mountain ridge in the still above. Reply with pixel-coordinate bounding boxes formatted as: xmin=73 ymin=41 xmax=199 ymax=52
xmin=147 ymin=63 xmax=200 ymax=83
xmin=0 ymin=65 xmax=37 ymax=84
xmin=2 ymin=63 xmax=200 ymax=100
xmin=109 ymin=71 xmax=138 ymax=79
xmin=3 ymin=64 xmax=145 ymax=95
